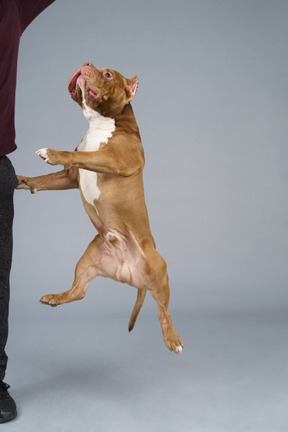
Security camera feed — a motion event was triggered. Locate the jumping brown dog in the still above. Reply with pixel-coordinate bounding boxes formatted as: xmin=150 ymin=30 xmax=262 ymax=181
xmin=17 ymin=63 xmax=183 ymax=354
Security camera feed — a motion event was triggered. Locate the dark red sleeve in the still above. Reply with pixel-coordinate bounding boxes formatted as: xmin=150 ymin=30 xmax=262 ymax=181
xmin=16 ymin=0 xmax=56 ymax=33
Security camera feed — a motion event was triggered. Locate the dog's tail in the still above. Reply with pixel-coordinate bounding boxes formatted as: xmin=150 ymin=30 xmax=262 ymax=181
xmin=128 ymin=288 xmax=147 ymax=332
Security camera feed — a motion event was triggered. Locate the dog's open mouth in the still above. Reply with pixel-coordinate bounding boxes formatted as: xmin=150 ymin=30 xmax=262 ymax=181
xmin=68 ymin=70 xmax=98 ymax=101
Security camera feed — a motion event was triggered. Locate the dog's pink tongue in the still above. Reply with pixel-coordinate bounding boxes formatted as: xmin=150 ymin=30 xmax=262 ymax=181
xmin=68 ymin=66 xmax=83 ymax=93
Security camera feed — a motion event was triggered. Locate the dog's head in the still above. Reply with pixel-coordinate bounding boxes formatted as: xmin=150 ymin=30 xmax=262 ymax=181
xmin=68 ymin=62 xmax=138 ymax=118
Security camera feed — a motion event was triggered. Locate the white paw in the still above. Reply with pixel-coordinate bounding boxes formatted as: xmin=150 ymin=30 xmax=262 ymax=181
xmin=17 ymin=183 xmax=30 ymax=190
xmin=176 ymin=345 xmax=183 ymax=354
xmin=36 ymin=148 xmax=49 ymax=162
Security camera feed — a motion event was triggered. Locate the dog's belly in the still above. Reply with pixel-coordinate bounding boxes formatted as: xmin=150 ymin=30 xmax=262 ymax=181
xmin=77 ymin=112 xmax=115 ymax=206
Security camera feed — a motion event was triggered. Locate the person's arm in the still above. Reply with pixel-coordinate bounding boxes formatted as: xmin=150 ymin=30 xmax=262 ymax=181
xmin=16 ymin=0 xmax=56 ymax=33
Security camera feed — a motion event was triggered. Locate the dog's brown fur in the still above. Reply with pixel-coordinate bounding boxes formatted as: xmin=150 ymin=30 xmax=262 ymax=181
xmin=17 ymin=63 xmax=183 ymax=354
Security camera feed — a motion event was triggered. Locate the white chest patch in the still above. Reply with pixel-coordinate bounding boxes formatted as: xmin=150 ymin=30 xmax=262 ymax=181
xmin=77 ymin=98 xmax=115 ymax=206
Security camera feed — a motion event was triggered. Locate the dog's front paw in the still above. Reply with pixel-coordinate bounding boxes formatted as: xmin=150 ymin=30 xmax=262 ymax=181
xmin=36 ymin=148 xmax=49 ymax=161
xmin=17 ymin=176 xmax=30 ymax=190
xmin=16 ymin=176 xmax=37 ymax=194
xmin=36 ymin=148 xmax=59 ymax=165
xmin=39 ymin=294 xmax=60 ymax=307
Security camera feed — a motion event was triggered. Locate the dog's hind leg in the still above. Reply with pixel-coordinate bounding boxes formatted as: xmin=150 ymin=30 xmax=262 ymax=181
xmin=128 ymin=288 xmax=147 ymax=332
xmin=39 ymin=235 xmax=106 ymax=307
xmin=144 ymin=250 xmax=183 ymax=354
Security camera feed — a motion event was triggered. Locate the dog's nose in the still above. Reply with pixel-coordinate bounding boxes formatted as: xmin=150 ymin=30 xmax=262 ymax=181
xmin=83 ymin=62 xmax=93 ymax=67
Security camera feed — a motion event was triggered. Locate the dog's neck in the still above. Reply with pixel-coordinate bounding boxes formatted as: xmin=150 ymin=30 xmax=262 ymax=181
xmin=82 ymin=98 xmax=115 ymax=131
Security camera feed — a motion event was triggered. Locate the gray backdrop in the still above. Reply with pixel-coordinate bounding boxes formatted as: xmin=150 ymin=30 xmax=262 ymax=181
xmin=5 ymin=0 xmax=288 ymax=431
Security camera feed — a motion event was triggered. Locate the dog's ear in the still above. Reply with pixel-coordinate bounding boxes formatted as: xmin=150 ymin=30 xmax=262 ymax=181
xmin=126 ymin=76 xmax=138 ymax=102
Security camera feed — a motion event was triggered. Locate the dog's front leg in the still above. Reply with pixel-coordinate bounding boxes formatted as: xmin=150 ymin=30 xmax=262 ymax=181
xmin=17 ymin=167 xmax=78 ymax=193
xmin=36 ymin=148 xmax=74 ymax=169
xmin=37 ymin=147 xmax=144 ymax=176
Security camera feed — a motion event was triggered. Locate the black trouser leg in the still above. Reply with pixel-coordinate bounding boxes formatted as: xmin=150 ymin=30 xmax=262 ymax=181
xmin=0 ymin=156 xmax=18 ymax=381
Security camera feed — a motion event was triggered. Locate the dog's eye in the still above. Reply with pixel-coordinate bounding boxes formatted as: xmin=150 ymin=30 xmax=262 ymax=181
xmin=105 ymin=72 xmax=113 ymax=79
